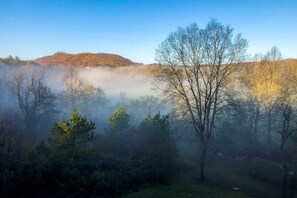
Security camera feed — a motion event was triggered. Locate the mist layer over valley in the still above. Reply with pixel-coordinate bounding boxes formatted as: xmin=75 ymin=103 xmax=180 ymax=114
xmin=0 ymin=63 xmax=166 ymax=140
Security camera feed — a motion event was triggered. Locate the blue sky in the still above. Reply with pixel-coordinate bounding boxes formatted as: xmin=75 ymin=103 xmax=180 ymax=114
xmin=0 ymin=0 xmax=296 ymax=63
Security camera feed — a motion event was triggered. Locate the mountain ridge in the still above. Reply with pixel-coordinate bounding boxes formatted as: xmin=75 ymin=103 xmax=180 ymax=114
xmin=35 ymin=52 xmax=140 ymax=67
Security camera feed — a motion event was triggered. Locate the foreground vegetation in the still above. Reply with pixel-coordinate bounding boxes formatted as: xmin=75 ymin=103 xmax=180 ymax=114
xmin=0 ymin=108 xmax=177 ymax=197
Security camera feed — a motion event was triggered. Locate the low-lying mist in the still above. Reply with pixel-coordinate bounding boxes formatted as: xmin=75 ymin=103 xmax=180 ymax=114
xmin=0 ymin=64 xmax=168 ymax=140
xmin=44 ymin=65 xmax=155 ymax=98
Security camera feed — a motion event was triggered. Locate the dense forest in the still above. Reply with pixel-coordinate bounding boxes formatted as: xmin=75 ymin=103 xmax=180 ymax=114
xmin=1 ymin=19 xmax=297 ymax=198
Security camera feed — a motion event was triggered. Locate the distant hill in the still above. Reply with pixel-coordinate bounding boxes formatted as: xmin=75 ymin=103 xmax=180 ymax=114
xmin=35 ymin=52 xmax=139 ymax=67
xmin=283 ymin=58 xmax=297 ymax=65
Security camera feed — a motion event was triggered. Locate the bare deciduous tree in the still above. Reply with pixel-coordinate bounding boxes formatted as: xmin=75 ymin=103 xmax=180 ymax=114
xmin=237 ymin=49 xmax=297 ymax=196
xmin=155 ymin=19 xmax=248 ymax=179
xmin=7 ymin=68 xmax=56 ymax=131
xmin=60 ymin=68 xmax=106 ymax=111
xmin=276 ymin=65 xmax=297 ymax=198
xmin=240 ymin=47 xmax=283 ymax=155
xmin=260 ymin=47 xmax=283 ymax=150
xmin=61 ymin=68 xmax=85 ymax=110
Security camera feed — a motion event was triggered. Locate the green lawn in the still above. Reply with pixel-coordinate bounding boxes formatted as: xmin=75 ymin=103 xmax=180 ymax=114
xmin=205 ymin=158 xmax=281 ymax=198
xmin=121 ymin=182 xmax=251 ymax=198
xmin=122 ymin=157 xmax=281 ymax=198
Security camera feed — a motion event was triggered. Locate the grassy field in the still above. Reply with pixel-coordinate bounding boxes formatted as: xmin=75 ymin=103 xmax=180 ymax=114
xmin=121 ymin=182 xmax=251 ymax=198
xmin=205 ymin=159 xmax=281 ymax=198
xmin=122 ymin=157 xmax=281 ymax=198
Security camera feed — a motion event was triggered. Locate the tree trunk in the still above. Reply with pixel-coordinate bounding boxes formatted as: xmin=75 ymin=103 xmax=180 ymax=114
xmin=200 ymin=142 xmax=207 ymax=180
xmin=282 ymin=164 xmax=288 ymax=198
xmin=267 ymin=109 xmax=272 ymax=155
xmin=280 ymin=137 xmax=288 ymax=198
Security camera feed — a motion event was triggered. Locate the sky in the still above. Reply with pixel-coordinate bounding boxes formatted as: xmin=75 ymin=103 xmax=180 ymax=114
xmin=0 ymin=0 xmax=296 ymax=64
